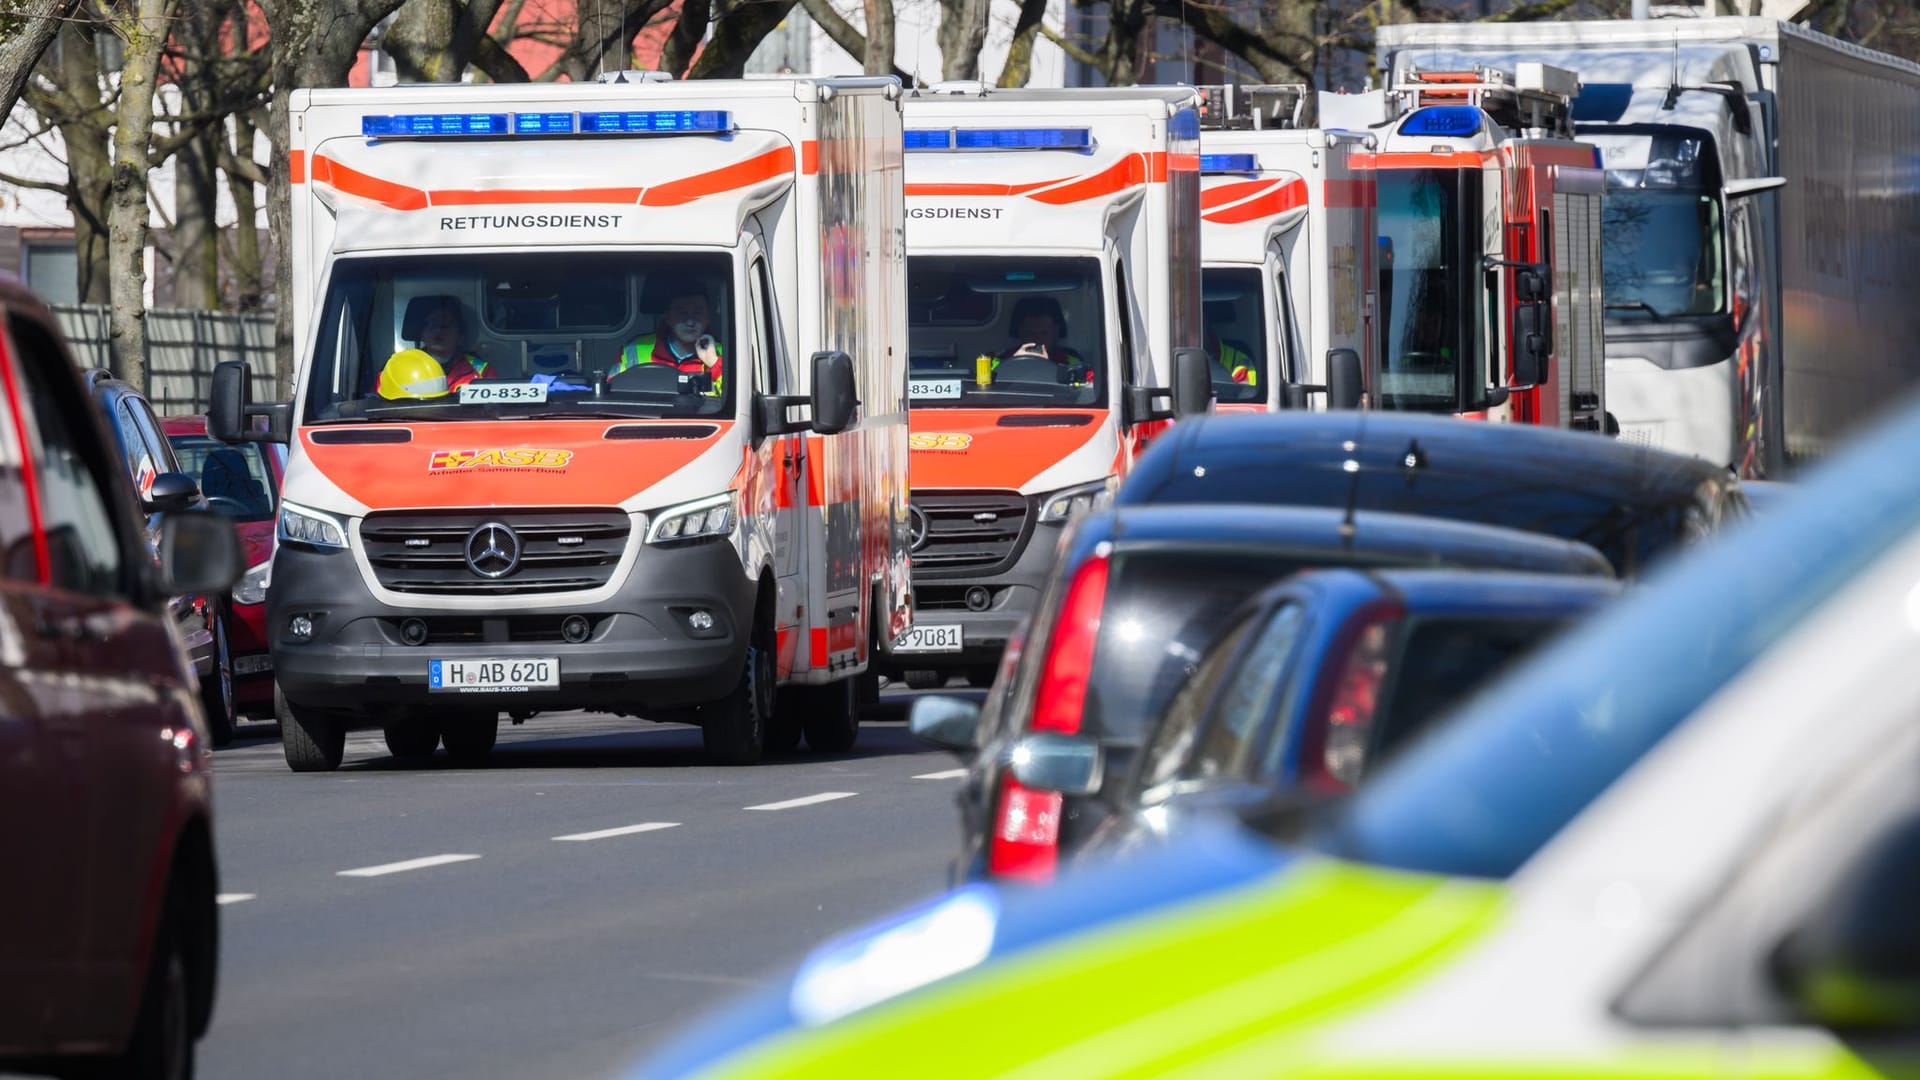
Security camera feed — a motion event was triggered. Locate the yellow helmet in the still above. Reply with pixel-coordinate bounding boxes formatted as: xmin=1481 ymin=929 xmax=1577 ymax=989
xmin=377 ymin=349 xmax=450 ymax=400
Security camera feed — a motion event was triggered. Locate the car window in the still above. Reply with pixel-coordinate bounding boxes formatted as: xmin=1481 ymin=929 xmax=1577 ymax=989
xmin=1366 ymin=616 xmax=1562 ymax=772
xmin=1188 ymin=602 xmax=1309 ymax=782
xmin=0 ymin=338 xmax=34 ymax=582
xmin=7 ymin=317 xmax=127 ymax=598
xmin=128 ymin=397 xmax=178 ymax=474
xmin=107 ymin=397 xmax=149 ymax=485
xmin=171 ymin=434 xmax=276 ymax=522
xmin=1135 ymin=608 xmax=1260 ymax=795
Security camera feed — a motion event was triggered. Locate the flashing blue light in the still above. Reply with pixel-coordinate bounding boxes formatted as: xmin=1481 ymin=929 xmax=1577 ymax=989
xmin=903 ymin=129 xmax=954 ymax=151
xmin=514 ymin=112 xmax=577 ymax=135
xmin=1572 ymin=83 xmax=1635 ymax=123
xmin=362 ymin=113 xmax=509 ymax=138
xmin=1399 ymin=106 xmax=1482 ymax=138
xmin=1169 ymin=108 xmax=1200 ymax=140
xmin=952 ymin=127 xmax=1093 ymax=151
xmin=1199 ymin=153 xmax=1259 ymax=175
xmin=578 ymin=109 xmax=731 ymax=134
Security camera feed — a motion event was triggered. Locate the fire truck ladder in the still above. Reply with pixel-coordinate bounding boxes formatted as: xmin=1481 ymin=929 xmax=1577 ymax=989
xmin=1396 ymin=64 xmax=1580 ymax=139
xmin=1197 ymin=84 xmax=1312 ymax=131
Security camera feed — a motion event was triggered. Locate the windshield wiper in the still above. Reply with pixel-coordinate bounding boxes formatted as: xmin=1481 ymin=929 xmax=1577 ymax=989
xmin=1605 ymin=300 xmax=1668 ymax=321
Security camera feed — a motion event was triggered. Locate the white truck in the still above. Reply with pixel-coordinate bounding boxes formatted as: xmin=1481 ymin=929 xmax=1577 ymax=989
xmin=881 ymin=84 xmax=1212 ymax=689
xmin=1196 ymin=84 xmax=1373 ymax=412
xmin=209 ymin=75 xmax=912 ymax=771
xmin=1380 ymin=17 xmax=1920 ymax=475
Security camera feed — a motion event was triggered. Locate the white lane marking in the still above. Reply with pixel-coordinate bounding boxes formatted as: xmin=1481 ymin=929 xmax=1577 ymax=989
xmin=336 ymin=854 xmax=481 ymax=878
xmin=913 ymin=768 xmax=968 ymax=780
xmin=745 ymin=791 xmax=857 ymax=811
xmin=553 ymin=822 xmax=681 ymax=842
xmin=216 ymin=893 xmax=257 ymax=905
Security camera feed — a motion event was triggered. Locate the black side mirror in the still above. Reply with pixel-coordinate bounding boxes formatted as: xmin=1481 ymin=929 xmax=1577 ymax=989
xmin=1171 ymin=347 xmax=1214 ymax=419
xmin=157 ymin=510 xmax=244 ymax=596
xmin=1771 ymin=811 xmax=1920 ymax=1030
xmin=1326 ymin=348 xmax=1364 ymax=410
xmin=810 ymin=350 xmax=858 ymax=435
xmin=1511 ymin=306 xmax=1549 ymax=388
xmin=208 ymin=359 xmax=293 ymax=444
xmin=144 ymin=472 xmax=201 ymax=514
xmin=908 ymin=695 xmax=983 ymax=752
xmin=1003 ymin=733 xmax=1103 ymax=797
xmin=1516 ymin=265 xmax=1549 ymax=303
xmin=1281 ymin=384 xmax=1310 ymax=410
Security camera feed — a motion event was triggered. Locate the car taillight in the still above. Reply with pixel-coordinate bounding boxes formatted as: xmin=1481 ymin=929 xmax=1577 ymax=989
xmin=1029 ymin=552 xmax=1110 ymax=735
xmin=1303 ymin=603 xmax=1403 ymax=793
xmin=987 ymin=776 xmax=1064 ymax=882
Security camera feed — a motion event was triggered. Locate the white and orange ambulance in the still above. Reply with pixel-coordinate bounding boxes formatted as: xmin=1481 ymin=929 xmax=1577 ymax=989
xmin=210 ymin=75 xmax=911 ymax=772
xmin=883 ymin=85 xmax=1212 ymax=687
xmin=1196 ymin=84 xmax=1374 ymax=413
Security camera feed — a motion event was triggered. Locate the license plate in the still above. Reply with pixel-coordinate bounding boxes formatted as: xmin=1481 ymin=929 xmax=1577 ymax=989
xmin=429 ymin=657 xmax=559 ymax=692
xmin=233 ymin=654 xmax=273 ymax=676
xmin=458 ymin=382 xmax=549 ymax=405
xmin=893 ymin=625 xmax=963 ymax=653
xmin=909 ymin=377 xmax=963 ymax=401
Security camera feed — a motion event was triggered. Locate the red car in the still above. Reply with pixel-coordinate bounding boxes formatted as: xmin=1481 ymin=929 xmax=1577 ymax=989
xmin=163 ymin=414 xmax=286 ymax=719
xmin=0 ymin=276 xmax=241 ymax=1075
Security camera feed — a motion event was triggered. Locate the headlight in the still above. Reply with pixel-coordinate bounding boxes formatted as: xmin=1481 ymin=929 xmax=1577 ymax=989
xmin=277 ymin=501 xmax=348 ymax=550
xmin=645 ymin=492 xmax=735 ymax=544
xmin=1037 ymin=478 xmax=1118 ymax=524
xmin=232 ymin=560 xmax=271 ymax=606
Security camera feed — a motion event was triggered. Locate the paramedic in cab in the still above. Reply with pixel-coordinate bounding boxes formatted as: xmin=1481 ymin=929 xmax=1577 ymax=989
xmin=406 ymin=295 xmax=492 ymax=390
xmin=610 ymin=286 xmax=724 ymax=395
xmin=1205 ymin=326 xmax=1257 ymax=387
xmin=993 ymin=296 xmax=1090 ymax=383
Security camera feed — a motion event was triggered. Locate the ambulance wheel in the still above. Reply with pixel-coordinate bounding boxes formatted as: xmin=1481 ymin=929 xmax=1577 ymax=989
xmin=766 ymin=688 xmax=805 ymax=757
xmin=799 ymin=677 xmax=860 ymax=754
xmin=857 ymin=671 xmax=882 ymax=709
xmin=440 ymin=714 xmax=498 ymax=763
xmin=382 ymin=721 xmax=440 ymax=762
xmin=702 ymin=643 xmax=771 ymax=766
xmin=904 ymin=670 xmax=945 ymax=691
xmin=278 ymin=684 xmax=345 ymax=773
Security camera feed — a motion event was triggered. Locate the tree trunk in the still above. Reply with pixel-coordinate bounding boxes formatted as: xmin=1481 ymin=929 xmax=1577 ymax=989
xmin=996 ymin=0 xmax=1050 ymax=87
xmin=687 ymin=0 xmax=798 ymax=79
xmin=172 ymin=0 xmax=223 ymax=310
xmin=106 ymin=0 xmax=181 ymax=390
xmin=936 ymin=0 xmax=987 ymax=80
xmin=659 ymin=0 xmax=713 ymax=77
xmin=37 ymin=19 xmax=115 ymax=305
xmin=795 ymin=0 xmax=912 ymax=82
xmin=384 ymin=0 xmax=506 ymax=83
xmin=225 ymin=14 xmax=265 ymax=311
xmin=863 ymin=0 xmax=897 ymax=76
xmin=0 ymin=0 xmax=80 ymax=122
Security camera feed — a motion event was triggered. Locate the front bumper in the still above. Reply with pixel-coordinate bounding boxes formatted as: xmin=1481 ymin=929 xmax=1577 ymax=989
xmin=880 ymin=518 xmax=1064 ymax=673
xmin=268 ymin=536 xmax=755 ymax=716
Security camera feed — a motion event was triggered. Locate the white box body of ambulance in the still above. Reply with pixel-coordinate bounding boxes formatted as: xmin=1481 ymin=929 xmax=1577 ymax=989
xmin=211 ymin=76 xmax=910 ymax=768
xmin=883 ymin=85 xmax=1211 ymax=679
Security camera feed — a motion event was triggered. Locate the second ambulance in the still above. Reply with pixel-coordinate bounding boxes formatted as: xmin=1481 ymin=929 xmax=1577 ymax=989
xmin=212 ymin=75 xmax=911 ymax=771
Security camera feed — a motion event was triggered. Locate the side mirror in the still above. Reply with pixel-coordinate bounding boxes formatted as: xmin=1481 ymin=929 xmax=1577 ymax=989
xmin=1326 ymin=348 xmax=1364 ymax=410
xmin=908 ymin=695 xmax=982 ymax=752
xmin=1771 ymin=812 xmax=1920 ymax=1030
xmin=1510 ymin=305 xmax=1549 ymax=388
xmin=810 ymin=350 xmax=858 ymax=435
xmin=208 ymin=359 xmax=293 ymax=444
xmin=1004 ymin=733 xmax=1103 ymax=797
xmin=144 ymin=472 xmax=201 ymax=514
xmin=1281 ymin=384 xmax=1310 ymax=410
xmin=1171 ymin=347 xmax=1214 ymax=419
xmin=1515 ymin=265 xmax=1549 ymax=304
xmin=157 ymin=510 xmax=244 ymax=596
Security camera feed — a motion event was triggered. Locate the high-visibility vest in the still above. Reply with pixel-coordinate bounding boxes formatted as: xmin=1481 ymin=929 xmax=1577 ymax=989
xmin=981 ymin=347 xmax=1095 ymax=386
xmin=611 ymin=336 xmax=725 ymax=395
xmin=445 ymin=354 xmax=489 ymax=390
xmin=1217 ymin=341 xmax=1258 ymax=387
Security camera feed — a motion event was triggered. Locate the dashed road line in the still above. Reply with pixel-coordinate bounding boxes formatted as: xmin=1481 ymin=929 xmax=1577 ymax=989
xmin=337 ymin=854 xmax=481 ymax=878
xmin=745 ymin=791 xmax=857 ymax=811
xmin=553 ymin=822 xmax=681 ymax=842
xmin=913 ymin=768 xmax=967 ymax=780
xmin=217 ymin=893 xmax=257 ymax=905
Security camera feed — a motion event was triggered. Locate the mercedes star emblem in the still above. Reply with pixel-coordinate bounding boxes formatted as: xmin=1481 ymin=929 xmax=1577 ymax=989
xmin=466 ymin=522 xmax=522 ymax=579
xmin=907 ymin=505 xmax=930 ymax=552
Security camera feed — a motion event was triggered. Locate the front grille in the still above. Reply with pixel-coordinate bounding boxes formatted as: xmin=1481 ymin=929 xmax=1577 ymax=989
xmin=910 ymin=492 xmax=1031 ymax=578
xmin=361 ymin=509 xmax=630 ymax=596
xmin=378 ymin=615 xmax=606 ymax=644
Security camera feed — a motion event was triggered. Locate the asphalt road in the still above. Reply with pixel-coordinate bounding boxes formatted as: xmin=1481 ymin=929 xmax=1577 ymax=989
xmin=197 ymin=698 xmax=968 ymax=1080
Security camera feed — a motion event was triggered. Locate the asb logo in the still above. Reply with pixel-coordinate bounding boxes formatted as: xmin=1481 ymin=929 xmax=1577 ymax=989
xmin=429 ymin=448 xmax=575 ymax=473
xmin=909 ymin=432 xmax=973 ymax=452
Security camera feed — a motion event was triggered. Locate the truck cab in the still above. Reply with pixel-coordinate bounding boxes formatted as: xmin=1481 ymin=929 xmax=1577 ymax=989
xmin=212 ymin=76 xmax=911 ymax=770
xmin=884 ymin=85 xmax=1211 ymax=686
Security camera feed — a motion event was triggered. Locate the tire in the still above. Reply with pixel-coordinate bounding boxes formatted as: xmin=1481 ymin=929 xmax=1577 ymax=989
xmin=766 ymin=688 xmax=805 ymax=757
xmin=382 ymin=721 xmax=440 ymax=761
xmin=965 ymin=666 xmax=997 ymax=690
xmin=701 ymin=643 xmax=770 ymax=765
xmin=858 ymin=670 xmax=882 ymax=708
xmin=439 ymin=714 xmax=498 ymax=763
xmin=278 ymin=683 xmax=345 ymax=773
xmin=199 ymin=608 xmax=237 ymax=748
xmin=116 ymin=894 xmax=194 ymax=1080
xmin=904 ymin=669 xmax=945 ymax=691
xmin=800 ymin=678 xmax=860 ymax=754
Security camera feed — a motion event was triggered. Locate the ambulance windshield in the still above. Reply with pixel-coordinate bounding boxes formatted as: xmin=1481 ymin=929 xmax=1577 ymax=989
xmin=304 ymin=252 xmax=736 ymax=423
xmin=1589 ymin=131 xmax=1725 ymax=318
xmin=1376 ymin=169 xmax=1480 ymax=414
xmin=905 ymin=257 xmax=1107 ymax=410
xmin=1201 ymin=269 xmax=1268 ymax=405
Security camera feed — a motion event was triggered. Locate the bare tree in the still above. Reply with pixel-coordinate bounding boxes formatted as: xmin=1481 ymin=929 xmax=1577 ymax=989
xmin=686 ymin=0 xmax=802 ymax=78
xmin=0 ymin=0 xmax=82 ymax=122
xmin=794 ymin=0 xmax=913 ymax=81
xmin=103 ymin=0 xmax=180 ymax=388
xmin=863 ymin=0 xmax=897 ymax=74
xmin=936 ymin=0 xmax=987 ymax=79
xmin=997 ymin=0 xmax=1050 ymax=86
xmin=660 ymin=0 xmax=715 ymax=75
xmin=21 ymin=19 xmax=114 ymax=304
xmin=383 ymin=0 xmax=528 ymax=82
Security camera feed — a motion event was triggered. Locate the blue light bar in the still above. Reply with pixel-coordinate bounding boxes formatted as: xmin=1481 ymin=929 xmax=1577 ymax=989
xmin=514 ymin=112 xmax=577 ymax=135
xmin=952 ymin=127 xmax=1093 ymax=151
xmin=362 ymin=113 xmax=510 ymax=138
xmin=903 ymin=129 xmax=954 ymax=151
xmin=1169 ymin=108 xmax=1200 ymax=140
xmin=1199 ymin=153 xmax=1259 ymax=175
xmin=1399 ymin=105 xmax=1482 ymax=138
xmin=578 ymin=109 xmax=730 ymax=134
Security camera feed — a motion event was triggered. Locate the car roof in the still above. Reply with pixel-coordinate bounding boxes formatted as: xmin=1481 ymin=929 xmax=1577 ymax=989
xmin=1366 ymin=567 xmax=1625 ymax=612
xmin=1078 ymin=503 xmax=1615 ymax=578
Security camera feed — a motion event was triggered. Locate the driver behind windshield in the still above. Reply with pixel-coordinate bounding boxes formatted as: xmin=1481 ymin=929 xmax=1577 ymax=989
xmin=609 ymin=287 xmax=725 ymax=396
xmin=986 ymin=296 xmax=1092 ymax=385
xmin=398 ymin=295 xmax=493 ymax=391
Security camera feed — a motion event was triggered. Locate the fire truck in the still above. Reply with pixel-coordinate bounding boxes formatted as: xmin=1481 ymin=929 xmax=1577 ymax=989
xmin=1366 ymin=63 xmax=1608 ymax=430
xmin=209 ymin=75 xmax=912 ymax=771
xmin=1197 ymin=84 xmax=1373 ymax=413
xmin=883 ymin=85 xmax=1213 ymax=688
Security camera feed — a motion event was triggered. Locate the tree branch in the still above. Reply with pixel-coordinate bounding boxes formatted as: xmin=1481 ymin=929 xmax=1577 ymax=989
xmin=1037 ymin=19 xmax=1106 ymax=72
xmin=794 ymin=0 xmax=913 ymax=82
xmin=0 ymin=168 xmax=71 ymax=196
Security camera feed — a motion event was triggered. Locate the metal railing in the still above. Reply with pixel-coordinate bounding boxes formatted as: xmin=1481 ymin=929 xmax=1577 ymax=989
xmin=51 ymin=304 xmax=278 ymax=415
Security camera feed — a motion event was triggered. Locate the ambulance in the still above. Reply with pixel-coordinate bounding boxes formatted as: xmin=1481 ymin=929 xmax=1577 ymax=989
xmin=208 ymin=75 xmax=912 ymax=772
xmin=883 ymin=85 xmax=1213 ymax=687
xmin=1196 ymin=84 xmax=1374 ymax=413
